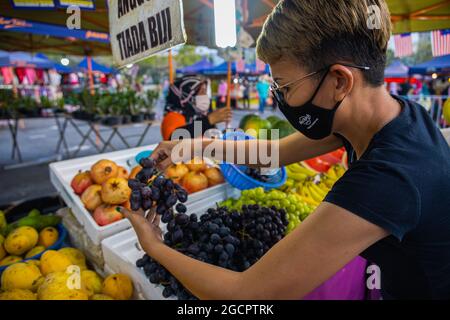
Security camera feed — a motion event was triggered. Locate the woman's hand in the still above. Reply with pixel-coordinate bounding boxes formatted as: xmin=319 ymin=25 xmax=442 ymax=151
xmin=150 ymin=139 xmax=194 ymax=171
xmin=119 ymin=207 xmax=164 ymax=256
xmin=208 ymin=107 xmax=233 ymax=125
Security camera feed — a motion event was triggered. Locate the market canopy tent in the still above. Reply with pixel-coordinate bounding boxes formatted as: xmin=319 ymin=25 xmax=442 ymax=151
xmin=0 ymin=50 xmax=54 ymax=68
xmin=201 ymin=61 xmax=269 ymax=76
xmin=409 ymin=54 xmax=450 ymax=74
xmin=77 ymin=57 xmax=115 ymax=74
xmin=385 ymin=59 xmax=410 ymax=78
xmin=244 ymin=0 xmax=450 ymax=38
xmin=176 ymin=58 xmax=214 ymax=75
xmin=0 ymin=15 xmax=111 ymax=56
xmin=35 ymin=53 xmax=74 ymax=74
xmin=1 ymin=0 xmax=450 ymax=53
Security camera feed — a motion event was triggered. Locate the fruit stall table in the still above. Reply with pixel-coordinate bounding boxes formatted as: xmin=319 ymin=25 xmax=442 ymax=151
xmin=44 ymin=144 xmax=378 ymax=300
xmin=54 ymin=113 xmax=154 ymax=159
xmin=42 ymin=128 xmax=450 ymax=300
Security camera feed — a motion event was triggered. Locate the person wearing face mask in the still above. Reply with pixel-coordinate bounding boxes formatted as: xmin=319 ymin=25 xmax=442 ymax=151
xmin=161 ymin=76 xmax=233 ymax=140
xmin=121 ymin=0 xmax=450 ymax=300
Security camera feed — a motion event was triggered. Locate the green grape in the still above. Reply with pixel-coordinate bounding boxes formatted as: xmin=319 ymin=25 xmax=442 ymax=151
xmin=281 ymin=199 xmax=290 ymax=207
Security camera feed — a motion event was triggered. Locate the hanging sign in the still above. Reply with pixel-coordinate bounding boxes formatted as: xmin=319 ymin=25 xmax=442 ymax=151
xmin=109 ymin=0 xmax=187 ymax=68
xmin=10 ymin=0 xmax=55 ymax=8
xmin=55 ymin=0 xmax=95 ymax=9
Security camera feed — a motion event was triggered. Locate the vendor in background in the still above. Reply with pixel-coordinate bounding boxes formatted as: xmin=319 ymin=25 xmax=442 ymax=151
xmin=217 ymin=79 xmax=228 ymax=108
xmin=121 ymin=0 xmax=450 ymax=300
xmin=161 ymin=76 xmax=232 ymax=141
xmin=256 ymin=76 xmax=270 ymax=114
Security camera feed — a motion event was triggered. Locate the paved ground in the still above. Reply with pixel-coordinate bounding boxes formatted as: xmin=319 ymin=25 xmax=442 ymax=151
xmin=0 ymin=104 xmax=282 ymax=206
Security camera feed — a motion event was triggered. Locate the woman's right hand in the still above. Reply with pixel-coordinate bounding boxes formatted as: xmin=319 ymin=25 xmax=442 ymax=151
xmin=150 ymin=139 xmax=195 ymax=171
xmin=207 ymin=107 xmax=233 ymax=125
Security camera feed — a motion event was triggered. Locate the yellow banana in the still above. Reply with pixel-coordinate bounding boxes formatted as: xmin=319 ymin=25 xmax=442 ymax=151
xmin=310 ymin=182 xmax=327 ymax=198
xmin=335 ymin=165 xmax=346 ymax=178
xmin=317 ymin=182 xmax=331 ymax=193
xmin=306 ymin=183 xmax=324 ymax=203
xmin=289 ymin=163 xmax=316 ymax=176
xmin=326 ymin=166 xmax=338 ymax=180
xmin=322 ymin=177 xmax=335 ymax=189
xmin=297 ymin=195 xmax=319 ymax=207
xmin=287 ymin=168 xmax=308 ymax=182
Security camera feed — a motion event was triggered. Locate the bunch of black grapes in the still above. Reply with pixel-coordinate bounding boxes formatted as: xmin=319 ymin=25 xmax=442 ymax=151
xmin=135 ymin=204 xmax=289 ymax=300
xmin=128 ymin=157 xmax=189 ymax=220
xmin=244 ymin=167 xmax=270 ymax=183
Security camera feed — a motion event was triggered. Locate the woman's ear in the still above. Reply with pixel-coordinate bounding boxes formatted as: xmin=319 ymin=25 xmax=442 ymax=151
xmin=330 ymin=65 xmax=354 ymax=102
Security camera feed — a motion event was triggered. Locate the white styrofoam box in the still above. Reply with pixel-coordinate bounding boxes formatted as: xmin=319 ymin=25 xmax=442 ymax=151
xmin=101 ymin=188 xmax=239 ymax=300
xmin=49 ymin=144 xmax=234 ymax=245
xmin=49 ymin=145 xmax=157 ymax=245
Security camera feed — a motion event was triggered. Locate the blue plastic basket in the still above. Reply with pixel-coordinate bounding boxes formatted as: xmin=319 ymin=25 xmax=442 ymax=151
xmin=219 ymin=131 xmax=287 ymax=191
xmin=0 ymin=223 xmax=68 ymax=274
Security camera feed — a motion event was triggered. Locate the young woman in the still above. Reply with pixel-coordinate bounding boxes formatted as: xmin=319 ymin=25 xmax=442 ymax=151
xmin=161 ymin=76 xmax=232 ymax=140
xmin=121 ymin=0 xmax=450 ymax=299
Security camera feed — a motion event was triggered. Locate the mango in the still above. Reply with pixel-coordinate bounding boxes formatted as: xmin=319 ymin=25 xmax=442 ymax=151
xmin=4 ymin=226 xmax=38 ymax=256
xmin=102 ymin=273 xmax=133 ymax=300
xmin=37 ymin=272 xmax=89 ymax=300
xmin=1 ymin=262 xmax=43 ymax=292
xmin=81 ymin=270 xmax=103 ymax=296
xmin=25 ymin=246 xmax=46 ymax=259
xmin=0 ymin=235 xmax=6 ymax=260
xmin=38 ymin=227 xmax=59 ymax=248
xmin=0 ymin=289 xmax=37 ymax=300
xmin=40 ymin=250 xmax=72 ymax=276
xmin=58 ymin=247 xmax=87 ymax=270
xmin=0 ymin=256 xmax=22 ymax=267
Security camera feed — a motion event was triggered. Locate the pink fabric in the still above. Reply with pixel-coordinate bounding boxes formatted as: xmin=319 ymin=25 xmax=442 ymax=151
xmin=1 ymin=67 xmax=14 ymax=84
xmin=218 ymin=82 xmax=228 ymax=97
xmin=25 ymin=68 xmax=37 ymax=84
xmin=303 ymin=256 xmax=368 ymax=300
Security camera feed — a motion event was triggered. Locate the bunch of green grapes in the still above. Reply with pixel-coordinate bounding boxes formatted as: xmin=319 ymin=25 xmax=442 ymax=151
xmin=220 ymin=187 xmax=315 ymax=234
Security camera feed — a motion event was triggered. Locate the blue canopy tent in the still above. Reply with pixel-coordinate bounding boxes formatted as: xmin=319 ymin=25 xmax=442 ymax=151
xmin=0 ymin=51 xmax=54 ymax=68
xmin=409 ymin=55 xmax=450 ymax=75
xmin=77 ymin=58 xmax=114 ymax=74
xmin=176 ymin=58 xmax=214 ymax=75
xmin=35 ymin=53 xmax=74 ymax=74
xmin=202 ymin=61 xmax=270 ymax=76
xmin=385 ymin=59 xmax=409 ymax=78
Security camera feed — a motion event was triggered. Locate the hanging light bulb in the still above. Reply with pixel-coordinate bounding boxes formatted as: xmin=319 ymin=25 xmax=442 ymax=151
xmin=214 ymin=0 xmax=237 ymax=48
xmin=61 ymin=58 xmax=70 ymax=66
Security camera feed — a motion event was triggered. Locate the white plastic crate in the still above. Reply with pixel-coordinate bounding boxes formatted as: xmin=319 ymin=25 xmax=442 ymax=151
xmin=101 ymin=188 xmax=239 ymax=300
xmin=49 ymin=145 xmax=233 ymax=245
xmin=50 ymin=146 xmax=156 ymax=245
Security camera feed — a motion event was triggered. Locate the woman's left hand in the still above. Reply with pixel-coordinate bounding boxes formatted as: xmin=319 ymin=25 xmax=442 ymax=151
xmin=118 ymin=207 xmax=164 ymax=256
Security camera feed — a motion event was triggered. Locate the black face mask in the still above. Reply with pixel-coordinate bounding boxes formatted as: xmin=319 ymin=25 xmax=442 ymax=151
xmin=276 ymin=69 xmax=345 ymax=140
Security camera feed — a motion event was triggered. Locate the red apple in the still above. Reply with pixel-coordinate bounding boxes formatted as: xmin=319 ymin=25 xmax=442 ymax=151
xmin=93 ymin=204 xmax=124 ymax=226
xmin=181 ymin=171 xmax=208 ymax=194
xmin=204 ymin=167 xmax=224 ymax=187
xmin=165 ymin=163 xmax=189 ymax=184
xmin=71 ymin=170 xmax=93 ymax=195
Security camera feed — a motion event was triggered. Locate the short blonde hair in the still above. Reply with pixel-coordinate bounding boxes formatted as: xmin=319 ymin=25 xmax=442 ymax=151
xmin=256 ymin=0 xmax=392 ymax=86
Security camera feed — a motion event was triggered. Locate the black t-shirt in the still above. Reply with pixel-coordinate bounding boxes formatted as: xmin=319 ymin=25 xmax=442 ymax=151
xmin=325 ymin=96 xmax=450 ymax=300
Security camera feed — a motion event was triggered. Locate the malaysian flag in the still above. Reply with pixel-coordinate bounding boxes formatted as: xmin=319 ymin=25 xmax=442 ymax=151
xmin=431 ymin=29 xmax=450 ymax=57
xmin=394 ymin=33 xmax=413 ymax=57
